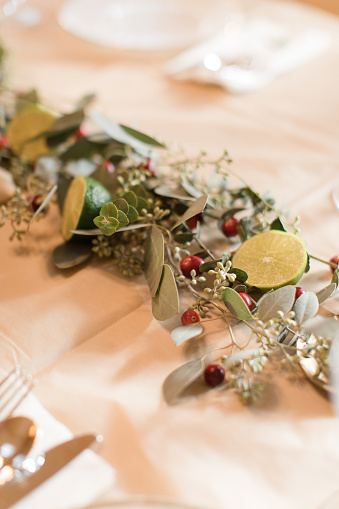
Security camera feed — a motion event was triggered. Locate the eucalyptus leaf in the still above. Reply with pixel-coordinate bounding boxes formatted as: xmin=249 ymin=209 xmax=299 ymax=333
xmin=171 ymin=195 xmax=208 ymax=231
xmin=49 ymin=110 xmax=84 ymax=133
xmin=100 ymin=202 xmax=118 ymax=219
xmin=126 ymin=205 xmax=138 ymax=223
xmin=257 ymin=285 xmax=296 ymax=322
xmin=137 ymin=196 xmax=149 ymax=213
xmin=70 ymin=228 xmax=101 ymax=236
xmin=60 ymin=138 xmax=106 ymax=161
xmin=173 ymin=232 xmax=194 ymax=244
xmin=53 ymin=242 xmax=92 ymax=269
xmin=229 ymin=268 xmax=248 ymax=283
xmin=119 ymin=124 xmax=165 ymax=148
xmin=122 ymin=191 xmax=138 ymax=208
xmin=114 ymin=198 xmax=129 ymax=214
xmin=331 ymin=267 xmax=339 ymax=289
xmin=163 ymin=358 xmax=205 ymax=405
xmin=181 ymin=181 xmax=215 ymax=208
xmin=293 ymin=291 xmax=319 ymax=326
xmin=270 ymin=217 xmax=286 ymax=232
xmin=152 ymin=264 xmax=179 ymax=321
xmin=171 ymin=323 xmax=204 ymax=346
xmin=131 ymin=184 xmax=147 ymax=198
xmin=93 ymin=215 xmax=119 ymax=235
xmin=27 ymin=184 xmax=57 ymax=230
xmin=76 ymin=93 xmax=96 ymax=110
xmin=89 ymin=110 xmax=155 ymax=158
xmin=144 ymin=226 xmax=164 ymax=297
xmin=302 ymin=316 xmax=339 ymax=340
xmin=237 ymin=216 xmax=252 ymax=241
xmin=304 ymin=253 xmax=311 ymax=274
xmin=200 ymin=259 xmax=221 ymax=272
xmin=222 ymin=287 xmax=253 ymax=320
xmin=317 ymin=283 xmax=337 ymax=304
xmin=117 ymin=210 xmax=129 ymax=228
xmin=154 ymin=185 xmax=192 ymax=201
xmin=220 ymin=207 xmax=245 ymax=221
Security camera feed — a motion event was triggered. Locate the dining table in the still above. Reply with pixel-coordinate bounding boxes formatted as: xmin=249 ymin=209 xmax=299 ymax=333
xmin=1 ymin=0 xmax=339 ymax=508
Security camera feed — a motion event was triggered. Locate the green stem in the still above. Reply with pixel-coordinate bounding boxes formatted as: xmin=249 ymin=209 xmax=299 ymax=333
xmin=309 ymin=253 xmax=337 ymax=269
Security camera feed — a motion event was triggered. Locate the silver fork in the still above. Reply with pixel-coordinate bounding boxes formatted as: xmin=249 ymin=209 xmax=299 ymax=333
xmin=0 ymin=366 xmax=35 ymax=421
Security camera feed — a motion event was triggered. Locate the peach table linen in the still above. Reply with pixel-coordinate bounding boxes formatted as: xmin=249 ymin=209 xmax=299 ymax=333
xmin=1 ymin=0 xmax=339 ymax=508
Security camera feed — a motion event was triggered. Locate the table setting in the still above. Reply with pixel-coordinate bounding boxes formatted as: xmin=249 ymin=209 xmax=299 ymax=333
xmin=0 ymin=0 xmax=339 ymax=508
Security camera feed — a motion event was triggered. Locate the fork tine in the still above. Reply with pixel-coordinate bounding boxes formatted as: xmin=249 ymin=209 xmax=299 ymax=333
xmin=0 ymin=366 xmax=35 ymax=420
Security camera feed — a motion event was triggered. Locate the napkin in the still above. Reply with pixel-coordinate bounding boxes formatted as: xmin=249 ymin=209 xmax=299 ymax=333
xmin=164 ymin=16 xmax=331 ymax=93
xmin=8 ymin=393 xmax=115 ymax=509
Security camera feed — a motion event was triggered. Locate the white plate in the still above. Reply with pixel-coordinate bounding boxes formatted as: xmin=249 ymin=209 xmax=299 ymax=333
xmin=58 ymin=0 xmax=231 ymax=51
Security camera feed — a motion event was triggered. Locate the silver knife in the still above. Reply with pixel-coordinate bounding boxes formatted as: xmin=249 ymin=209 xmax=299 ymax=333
xmin=0 ymin=433 xmax=99 ymax=509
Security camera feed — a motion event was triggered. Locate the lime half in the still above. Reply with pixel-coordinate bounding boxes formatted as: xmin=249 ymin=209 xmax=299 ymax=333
xmin=62 ymin=176 xmax=112 ymax=241
xmin=232 ymin=230 xmax=307 ymax=292
xmin=6 ymin=106 xmax=55 ymax=161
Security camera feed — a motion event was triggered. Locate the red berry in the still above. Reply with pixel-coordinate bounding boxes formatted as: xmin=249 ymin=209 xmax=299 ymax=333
xmin=238 ymin=292 xmax=253 ymax=310
xmin=75 ymin=125 xmax=87 ymax=139
xmin=330 ymin=255 xmax=339 ymax=272
xmin=31 ymin=194 xmax=43 ymax=212
xmin=144 ymin=158 xmax=156 ymax=176
xmin=295 ymin=287 xmax=306 ymax=301
xmin=186 ymin=213 xmax=203 ymax=231
xmin=180 ymin=255 xmax=204 ymax=279
xmin=104 ymin=160 xmax=115 ymax=174
xmin=222 ymin=217 xmax=239 ymax=237
xmin=181 ymin=310 xmax=200 ymax=325
xmin=0 ymin=135 xmax=10 ymax=149
xmin=204 ymin=364 xmax=225 ymax=387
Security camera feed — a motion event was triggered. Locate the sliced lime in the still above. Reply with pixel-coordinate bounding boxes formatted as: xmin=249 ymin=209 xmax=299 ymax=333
xmin=232 ymin=230 xmax=307 ymax=292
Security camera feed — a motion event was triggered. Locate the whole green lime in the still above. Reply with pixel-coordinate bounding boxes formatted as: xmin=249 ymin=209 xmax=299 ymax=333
xmin=62 ymin=176 xmax=112 ymax=241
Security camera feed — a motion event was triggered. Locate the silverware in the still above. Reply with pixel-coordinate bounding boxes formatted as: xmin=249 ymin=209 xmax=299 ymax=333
xmin=0 ymin=367 xmax=36 ymax=421
xmin=0 ymin=433 xmax=99 ymax=509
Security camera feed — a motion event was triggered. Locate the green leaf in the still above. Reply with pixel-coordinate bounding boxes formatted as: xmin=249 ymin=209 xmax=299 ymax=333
xmin=257 ymin=285 xmax=296 ymax=322
xmin=53 ymin=242 xmax=92 ymax=269
xmin=229 ymin=268 xmax=248 ymax=283
xmin=117 ymin=210 xmax=129 ymax=229
xmin=222 ymin=287 xmax=253 ymax=320
xmin=122 ymin=191 xmax=138 ymax=208
xmin=144 ymin=226 xmax=165 ymax=297
xmin=93 ymin=215 xmax=119 ymax=235
xmin=137 ymin=196 xmax=149 ymax=213
xmin=76 ymin=93 xmax=96 ymax=110
xmin=27 ymin=184 xmax=58 ymax=230
xmin=114 ymin=198 xmax=129 ymax=214
xmin=317 ymin=283 xmax=337 ymax=304
xmin=171 ymin=195 xmax=208 ymax=231
xmin=173 ymin=232 xmax=194 ymax=244
xmin=127 ymin=205 xmax=138 ymax=224
xmin=220 ymin=207 xmax=245 ymax=221
xmin=152 ymin=264 xmax=179 ymax=321
xmin=155 ymin=185 xmax=192 ymax=201
xmin=89 ymin=110 xmax=156 ymax=158
xmin=49 ymin=110 xmax=84 ymax=133
xmin=119 ymin=124 xmax=165 ymax=148
xmin=131 ymin=184 xmax=147 ymax=198
xmin=302 ymin=316 xmax=339 ymax=339
xmin=100 ymin=202 xmax=118 ymax=219
xmin=270 ymin=217 xmax=286 ymax=232
xmin=16 ymin=89 xmax=39 ymax=113
xmin=200 ymin=259 xmax=221 ymax=272
xmin=293 ymin=292 xmax=319 ymax=326
xmin=237 ymin=216 xmax=251 ymax=241
xmin=171 ymin=323 xmax=204 ymax=346
xmin=163 ymin=358 xmax=205 ymax=405
xmin=60 ymin=138 xmax=107 ymax=161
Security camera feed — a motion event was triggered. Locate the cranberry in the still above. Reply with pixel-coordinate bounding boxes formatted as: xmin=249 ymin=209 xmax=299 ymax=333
xmin=204 ymin=364 xmax=225 ymax=387
xmin=144 ymin=158 xmax=156 ymax=176
xmin=31 ymin=194 xmax=43 ymax=212
xmin=222 ymin=217 xmax=239 ymax=237
xmin=295 ymin=287 xmax=306 ymax=301
xmin=330 ymin=255 xmax=339 ymax=272
xmin=181 ymin=310 xmax=200 ymax=325
xmin=103 ymin=160 xmax=115 ymax=174
xmin=186 ymin=213 xmax=203 ymax=231
xmin=75 ymin=125 xmax=87 ymax=139
xmin=180 ymin=255 xmax=204 ymax=279
xmin=238 ymin=292 xmax=253 ymax=310
xmin=0 ymin=135 xmax=10 ymax=149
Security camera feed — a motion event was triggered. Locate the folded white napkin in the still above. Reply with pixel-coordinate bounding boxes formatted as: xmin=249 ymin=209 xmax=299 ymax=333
xmin=164 ymin=16 xmax=331 ymax=93
xmin=8 ymin=393 xmax=115 ymax=509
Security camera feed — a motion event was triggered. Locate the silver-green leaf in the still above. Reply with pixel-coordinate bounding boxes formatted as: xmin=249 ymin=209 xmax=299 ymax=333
xmin=317 ymin=283 xmax=337 ymax=304
xmin=144 ymin=226 xmax=164 ymax=297
xmin=171 ymin=323 xmax=204 ymax=346
xmin=171 ymin=194 xmax=208 ymax=231
xmin=293 ymin=291 xmax=319 ymax=326
xmin=257 ymin=285 xmax=296 ymax=322
xmin=152 ymin=264 xmax=179 ymax=321
xmin=163 ymin=359 xmax=205 ymax=405
xmin=222 ymin=287 xmax=253 ymax=320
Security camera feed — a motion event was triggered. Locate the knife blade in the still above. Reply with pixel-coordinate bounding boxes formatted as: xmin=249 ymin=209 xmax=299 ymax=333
xmin=0 ymin=433 xmax=99 ymax=509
